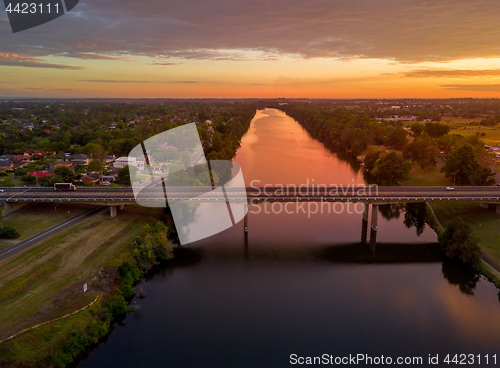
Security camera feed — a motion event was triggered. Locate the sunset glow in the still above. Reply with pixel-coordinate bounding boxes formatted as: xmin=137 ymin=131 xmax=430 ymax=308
xmin=3 ymin=0 xmax=500 ymax=98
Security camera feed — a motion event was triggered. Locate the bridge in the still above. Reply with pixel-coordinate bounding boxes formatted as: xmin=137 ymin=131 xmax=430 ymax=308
xmin=1 ymin=185 xmax=499 ymax=243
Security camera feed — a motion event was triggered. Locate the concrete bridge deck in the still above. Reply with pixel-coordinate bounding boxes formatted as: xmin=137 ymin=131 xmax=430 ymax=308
xmin=0 ymin=186 xmax=499 ymax=205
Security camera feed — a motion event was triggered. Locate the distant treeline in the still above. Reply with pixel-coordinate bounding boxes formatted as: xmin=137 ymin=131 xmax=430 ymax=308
xmin=280 ymin=104 xmax=409 ymax=158
xmin=0 ymin=102 xmax=256 ymax=160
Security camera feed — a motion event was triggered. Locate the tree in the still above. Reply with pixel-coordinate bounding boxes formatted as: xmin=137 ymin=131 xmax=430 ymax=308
xmin=403 ymin=133 xmax=438 ymax=169
xmin=441 ymin=144 xmax=477 ymax=185
xmin=88 ymin=160 xmax=106 ymax=184
xmin=132 ymin=222 xmax=173 ymax=270
xmin=54 ymin=166 xmax=76 ymax=183
xmin=424 ymin=122 xmax=450 ymax=138
xmin=371 ymin=152 xmax=411 ymax=185
xmin=410 ymin=122 xmax=424 ymax=136
xmin=439 ymin=220 xmax=480 ymax=265
xmin=116 ymin=166 xmax=131 ymax=185
xmin=386 ymin=127 xmax=408 ymax=150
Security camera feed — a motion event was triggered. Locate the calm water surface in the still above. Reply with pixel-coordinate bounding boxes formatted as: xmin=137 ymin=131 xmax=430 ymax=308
xmin=78 ymin=109 xmax=500 ymax=368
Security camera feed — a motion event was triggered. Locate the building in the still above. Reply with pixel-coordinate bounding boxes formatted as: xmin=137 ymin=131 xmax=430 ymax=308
xmin=114 ymin=156 xmax=136 ymax=168
xmin=0 ymin=159 xmax=13 ymax=171
xmin=70 ymin=154 xmax=89 ymax=166
xmin=28 ymin=171 xmax=52 ymax=179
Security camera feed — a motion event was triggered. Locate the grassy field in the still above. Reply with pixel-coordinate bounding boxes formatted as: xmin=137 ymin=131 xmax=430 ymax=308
xmin=0 ymin=204 xmax=88 ymax=250
xmin=450 ymin=127 xmax=500 ymax=145
xmin=401 ymin=165 xmax=449 ymax=186
xmin=0 ymin=205 xmax=162 ymax=344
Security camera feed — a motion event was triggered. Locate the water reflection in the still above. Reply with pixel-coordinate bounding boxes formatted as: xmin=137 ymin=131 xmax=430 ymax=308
xmin=441 ymin=259 xmax=480 ymax=295
xmin=76 ymin=108 xmax=500 ymax=368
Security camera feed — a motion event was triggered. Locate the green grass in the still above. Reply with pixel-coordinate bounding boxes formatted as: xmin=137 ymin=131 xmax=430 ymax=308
xmin=0 ymin=204 xmax=163 ymax=366
xmin=2 ymin=215 xmax=72 ymax=241
xmin=0 ymin=298 xmax=108 ymax=368
xmin=401 ymin=165 xmax=449 ymax=186
xmin=450 ymin=127 xmax=500 ymax=145
xmin=0 ymin=206 xmax=161 ymax=344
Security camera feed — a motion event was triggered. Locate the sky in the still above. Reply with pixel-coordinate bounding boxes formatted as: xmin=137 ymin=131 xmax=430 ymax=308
xmin=2 ymin=0 xmax=500 ymax=98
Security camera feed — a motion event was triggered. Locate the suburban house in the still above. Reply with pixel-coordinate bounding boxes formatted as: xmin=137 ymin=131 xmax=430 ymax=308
xmin=28 ymin=171 xmax=53 ymax=179
xmin=0 ymin=159 xmax=13 ymax=171
xmin=114 ymin=156 xmax=135 ymax=168
xmin=102 ymin=169 xmax=119 ymax=183
xmin=81 ymin=173 xmax=100 ymax=185
xmin=70 ymin=154 xmax=89 ymax=166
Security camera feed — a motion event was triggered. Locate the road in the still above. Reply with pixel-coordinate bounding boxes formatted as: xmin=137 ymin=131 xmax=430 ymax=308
xmin=0 ymin=186 xmax=499 ymax=203
xmin=0 ymin=206 xmax=107 ymax=262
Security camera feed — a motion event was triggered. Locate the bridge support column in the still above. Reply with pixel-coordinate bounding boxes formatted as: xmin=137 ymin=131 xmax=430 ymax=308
xmin=496 ymin=205 xmax=500 ymax=215
xmin=1 ymin=202 xmax=27 ymax=217
xmin=369 ymin=204 xmax=378 ymax=253
xmin=119 ymin=204 xmax=125 ymax=210
xmin=244 ymin=203 xmax=248 ymax=233
xmin=361 ymin=203 xmax=369 ymax=245
xmin=371 ymin=204 xmax=378 ymax=231
xmin=110 ymin=206 xmax=117 ymax=218
xmin=480 ymin=203 xmax=489 ymax=209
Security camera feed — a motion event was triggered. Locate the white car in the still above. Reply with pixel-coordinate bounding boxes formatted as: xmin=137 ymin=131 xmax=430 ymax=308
xmin=445 ymin=187 xmax=455 ymax=191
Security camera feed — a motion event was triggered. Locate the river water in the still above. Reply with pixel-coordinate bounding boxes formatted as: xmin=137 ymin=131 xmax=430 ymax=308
xmin=77 ymin=109 xmax=500 ymax=368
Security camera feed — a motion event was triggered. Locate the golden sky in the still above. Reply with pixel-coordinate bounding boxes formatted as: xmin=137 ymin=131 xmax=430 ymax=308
xmin=3 ymin=0 xmax=500 ymax=98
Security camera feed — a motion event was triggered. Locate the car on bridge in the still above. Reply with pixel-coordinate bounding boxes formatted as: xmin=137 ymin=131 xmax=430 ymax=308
xmin=446 ymin=186 xmax=455 ymax=191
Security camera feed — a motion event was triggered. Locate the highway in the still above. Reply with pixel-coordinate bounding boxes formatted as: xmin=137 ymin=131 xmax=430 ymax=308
xmin=0 ymin=186 xmax=499 ymax=204
xmin=0 ymin=206 xmax=107 ymax=262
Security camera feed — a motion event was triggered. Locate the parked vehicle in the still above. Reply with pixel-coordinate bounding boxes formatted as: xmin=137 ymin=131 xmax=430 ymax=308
xmin=445 ymin=186 xmax=455 ymax=191
xmin=54 ymin=183 xmax=77 ymax=191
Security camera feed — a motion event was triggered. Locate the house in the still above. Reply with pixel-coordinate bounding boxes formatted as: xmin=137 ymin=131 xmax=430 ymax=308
xmin=70 ymin=154 xmax=89 ymax=166
xmin=81 ymin=173 xmax=100 ymax=185
xmin=103 ymin=169 xmax=119 ymax=183
xmin=105 ymin=154 xmax=116 ymax=163
xmin=57 ymin=161 xmax=74 ymax=168
xmin=16 ymin=154 xmax=32 ymax=162
xmin=114 ymin=156 xmax=135 ymax=168
xmin=0 ymin=159 xmax=13 ymax=171
xmin=28 ymin=171 xmax=52 ymax=179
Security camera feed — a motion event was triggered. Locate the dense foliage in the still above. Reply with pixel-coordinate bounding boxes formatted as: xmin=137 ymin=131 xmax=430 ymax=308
xmin=439 ymin=220 xmax=481 ymax=265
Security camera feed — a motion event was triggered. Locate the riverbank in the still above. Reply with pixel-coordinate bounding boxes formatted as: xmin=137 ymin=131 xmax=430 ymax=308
xmin=0 ymin=205 xmax=163 ymax=367
xmin=403 ymin=165 xmax=500 ymax=284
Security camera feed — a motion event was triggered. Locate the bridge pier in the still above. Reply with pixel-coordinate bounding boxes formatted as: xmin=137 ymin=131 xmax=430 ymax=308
xmin=1 ymin=202 xmax=27 ymax=217
xmin=371 ymin=204 xmax=379 ymax=231
xmin=369 ymin=204 xmax=378 ymax=253
xmin=110 ymin=206 xmax=117 ymax=218
xmin=119 ymin=204 xmax=125 ymax=210
xmin=497 ymin=205 xmax=500 ymax=215
xmin=244 ymin=203 xmax=248 ymax=233
xmin=361 ymin=203 xmax=369 ymax=245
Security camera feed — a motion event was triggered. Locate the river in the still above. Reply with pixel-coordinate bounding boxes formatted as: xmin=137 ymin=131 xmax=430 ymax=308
xmin=77 ymin=108 xmax=500 ymax=368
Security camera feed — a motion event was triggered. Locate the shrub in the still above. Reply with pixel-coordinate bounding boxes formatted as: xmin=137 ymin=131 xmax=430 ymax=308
xmin=0 ymin=226 xmax=20 ymax=239
xmin=439 ymin=220 xmax=480 ymax=266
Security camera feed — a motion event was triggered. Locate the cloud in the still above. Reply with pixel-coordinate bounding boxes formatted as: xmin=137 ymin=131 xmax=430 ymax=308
xmin=170 ymin=81 xmax=199 ymax=84
xmin=0 ymin=53 xmax=84 ymax=69
xmin=440 ymin=84 xmax=500 ymax=91
xmin=150 ymin=61 xmax=183 ymax=66
xmin=78 ymin=79 xmax=155 ymax=83
xmin=404 ymin=69 xmax=500 ymax=78
xmin=2 ymin=0 xmax=500 ymax=63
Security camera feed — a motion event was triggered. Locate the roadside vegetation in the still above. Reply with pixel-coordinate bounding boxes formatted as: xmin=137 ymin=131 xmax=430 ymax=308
xmin=0 ymin=205 xmax=173 ymax=367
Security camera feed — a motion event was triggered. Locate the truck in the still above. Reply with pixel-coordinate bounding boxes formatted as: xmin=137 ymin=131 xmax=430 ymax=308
xmin=54 ymin=183 xmax=77 ymax=191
